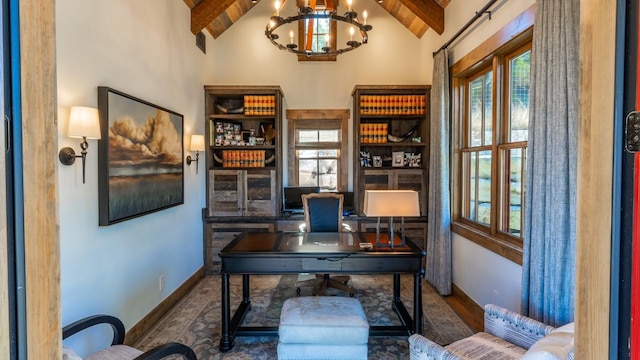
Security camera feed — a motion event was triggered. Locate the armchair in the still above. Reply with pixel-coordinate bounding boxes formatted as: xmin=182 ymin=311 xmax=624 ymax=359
xmin=409 ymin=304 xmax=574 ymax=360
xmin=295 ymin=192 xmax=355 ymax=296
xmin=63 ymin=314 xmax=197 ymax=360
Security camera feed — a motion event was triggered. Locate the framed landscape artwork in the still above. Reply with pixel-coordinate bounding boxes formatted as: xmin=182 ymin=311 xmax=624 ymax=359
xmin=97 ymin=87 xmax=184 ymax=225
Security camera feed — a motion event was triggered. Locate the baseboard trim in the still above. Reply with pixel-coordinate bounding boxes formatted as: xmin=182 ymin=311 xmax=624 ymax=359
xmin=451 ymin=283 xmax=484 ymax=331
xmin=125 ymin=267 xmax=205 ymax=345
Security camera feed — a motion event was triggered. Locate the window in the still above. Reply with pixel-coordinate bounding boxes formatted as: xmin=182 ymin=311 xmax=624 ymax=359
xmin=286 ymin=109 xmax=349 ymax=191
xmin=452 ymin=28 xmax=532 ymax=263
xmin=296 ymin=6 xmax=337 ymax=62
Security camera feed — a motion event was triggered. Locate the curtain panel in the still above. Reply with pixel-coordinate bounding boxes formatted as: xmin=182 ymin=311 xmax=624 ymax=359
xmin=426 ymin=48 xmax=452 ymax=295
xmin=522 ymin=0 xmax=579 ymax=326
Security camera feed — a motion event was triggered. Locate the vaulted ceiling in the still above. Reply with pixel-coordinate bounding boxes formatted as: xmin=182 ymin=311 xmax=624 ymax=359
xmin=183 ymin=0 xmax=450 ymax=40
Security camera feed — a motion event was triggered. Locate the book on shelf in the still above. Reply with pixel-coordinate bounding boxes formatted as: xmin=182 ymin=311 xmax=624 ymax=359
xmin=244 ymin=95 xmax=276 ymax=116
xmin=360 ymin=123 xmax=388 ymax=144
xmin=221 ymin=150 xmax=266 ymax=167
xmin=359 ymin=95 xmax=426 ymax=115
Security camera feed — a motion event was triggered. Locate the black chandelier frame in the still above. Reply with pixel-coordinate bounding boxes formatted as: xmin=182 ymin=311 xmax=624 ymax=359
xmin=265 ymin=6 xmax=373 ymax=57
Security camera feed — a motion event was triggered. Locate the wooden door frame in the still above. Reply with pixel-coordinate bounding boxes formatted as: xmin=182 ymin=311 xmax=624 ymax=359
xmin=19 ymin=0 xmax=60 ymax=358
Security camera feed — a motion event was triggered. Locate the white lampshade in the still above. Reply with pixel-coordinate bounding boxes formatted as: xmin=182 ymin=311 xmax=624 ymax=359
xmin=67 ymin=106 xmax=101 ymax=139
xmin=190 ymin=134 xmax=205 ymax=152
xmin=363 ymin=190 xmax=420 ymax=217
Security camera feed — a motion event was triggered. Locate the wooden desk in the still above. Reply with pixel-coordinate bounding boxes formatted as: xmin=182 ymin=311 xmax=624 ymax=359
xmin=218 ymin=232 xmax=425 ymax=352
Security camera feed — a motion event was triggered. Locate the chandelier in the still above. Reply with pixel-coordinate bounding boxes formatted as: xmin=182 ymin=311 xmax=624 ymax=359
xmin=264 ymin=0 xmax=373 ymax=57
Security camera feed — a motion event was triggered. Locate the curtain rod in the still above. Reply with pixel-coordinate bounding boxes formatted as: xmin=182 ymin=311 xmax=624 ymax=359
xmin=433 ymin=0 xmax=499 ymax=56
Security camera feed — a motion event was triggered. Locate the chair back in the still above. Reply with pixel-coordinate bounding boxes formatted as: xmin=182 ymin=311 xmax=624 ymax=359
xmin=302 ymin=192 xmax=343 ymax=232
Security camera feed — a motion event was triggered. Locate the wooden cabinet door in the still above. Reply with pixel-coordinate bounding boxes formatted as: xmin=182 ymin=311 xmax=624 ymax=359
xmin=395 ymin=169 xmax=427 ymax=216
xmin=208 ymin=170 xmax=243 ymax=216
xmin=244 ymin=170 xmax=277 ymax=216
xmin=360 ymin=169 xmax=427 ymax=216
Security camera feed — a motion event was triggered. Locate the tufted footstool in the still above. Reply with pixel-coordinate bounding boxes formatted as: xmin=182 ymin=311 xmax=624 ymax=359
xmin=277 ymin=296 xmax=369 ymax=360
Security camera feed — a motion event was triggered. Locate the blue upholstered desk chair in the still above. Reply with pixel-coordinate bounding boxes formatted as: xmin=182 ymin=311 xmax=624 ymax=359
xmin=296 ymin=192 xmax=355 ymax=296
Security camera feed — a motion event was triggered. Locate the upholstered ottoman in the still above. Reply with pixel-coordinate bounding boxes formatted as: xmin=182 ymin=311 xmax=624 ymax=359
xmin=277 ymin=296 xmax=369 ymax=360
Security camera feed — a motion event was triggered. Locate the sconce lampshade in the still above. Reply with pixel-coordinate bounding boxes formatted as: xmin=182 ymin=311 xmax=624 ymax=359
xmin=67 ymin=106 xmax=101 ymax=139
xmin=363 ymin=190 xmax=420 ymax=217
xmin=190 ymin=134 xmax=206 ymax=152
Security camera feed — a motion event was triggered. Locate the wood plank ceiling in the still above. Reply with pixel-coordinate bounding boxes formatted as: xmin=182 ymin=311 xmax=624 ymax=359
xmin=184 ymin=0 xmax=450 ymax=40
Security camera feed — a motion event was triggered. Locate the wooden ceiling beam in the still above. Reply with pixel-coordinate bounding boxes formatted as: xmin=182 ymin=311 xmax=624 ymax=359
xmin=397 ymin=0 xmax=444 ymax=35
xmin=191 ymin=0 xmax=239 ymax=35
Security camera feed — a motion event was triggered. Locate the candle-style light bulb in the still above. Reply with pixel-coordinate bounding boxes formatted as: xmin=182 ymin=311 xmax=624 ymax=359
xmin=325 ymin=34 xmax=330 ymax=47
xmin=363 ymin=10 xmax=368 ymax=25
xmin=347 ymin=0 xmax=352 ymax=11
xmin=290 ymin=30 xmax=294 ymax=44
xmin=350 ymin=26 xmax=355 ymax=41
xmin=274 ymin=0 xmax=280 ymax=16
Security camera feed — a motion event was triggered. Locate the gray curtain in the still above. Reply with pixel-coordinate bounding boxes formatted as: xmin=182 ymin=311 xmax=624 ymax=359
xmin=522 ymin=0 xmax=579 ymax=326
xmin=426 ymin=48 xmax=452 ymax=295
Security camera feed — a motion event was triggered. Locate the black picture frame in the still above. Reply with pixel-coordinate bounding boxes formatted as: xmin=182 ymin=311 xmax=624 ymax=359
xmin=97 ymin=87 xmax=184 ymax=225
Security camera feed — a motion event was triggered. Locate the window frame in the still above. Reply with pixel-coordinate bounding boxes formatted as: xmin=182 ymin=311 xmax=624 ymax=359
xmin=296 ymin=7 xmax=337 ymax=62
xmin=451 ymin=24 xmax=533 ymax=265
xmin=286 ymin=109 xmax=349 ymax=191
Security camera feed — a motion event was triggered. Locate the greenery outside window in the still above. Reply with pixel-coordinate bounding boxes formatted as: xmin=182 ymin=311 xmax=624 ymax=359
xmin=452 ymin=28 xmax=532 ymax=264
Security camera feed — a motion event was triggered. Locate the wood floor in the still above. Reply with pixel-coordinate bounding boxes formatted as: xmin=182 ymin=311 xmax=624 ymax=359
xmin=440 ymin=285 xmax=484 ymax=333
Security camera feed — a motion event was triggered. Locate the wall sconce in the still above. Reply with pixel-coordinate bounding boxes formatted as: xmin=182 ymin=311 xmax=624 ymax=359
xmin=363 ymin=190 xmax=420 ymax=249
xmin=186 ymin=134 xmax=205 ymax=174
xmin=58 ymin=106 xmax=101 ymax=184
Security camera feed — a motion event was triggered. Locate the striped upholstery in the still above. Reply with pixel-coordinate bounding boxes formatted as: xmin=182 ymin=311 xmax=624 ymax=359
xmin=484 ymin=304 xmax=555 ymax=349
xmin=409 ymin=304 xmax=573 ymax=360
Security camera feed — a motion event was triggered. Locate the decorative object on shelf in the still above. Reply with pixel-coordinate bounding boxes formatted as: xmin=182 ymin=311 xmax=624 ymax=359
xmin=405 ymin=153 xmax=421 ymax=168
xmin=392 ymin=151 xmax=405 ymax=167
xmin=360 ymin=151 xmax=371 ymax=167
xmin=264 ymin=124 xmax=276 ymax=145
xmin=97 ymin=87 xmax=184 ymax=226
xmin=363 ymin=189 xmax=421 ymax=249
xmin=265 ymin=0 xmax=372 ymax=57
xmin=187 ymin=134 xmax=205 ymax=174
xmin=215 ymin=98 xmax=244 ymax=114
xmin=58 ymin=106 xmax=102 ymax=184
xmin=372 ymin=155 xmax=382 ymax=167
xmin=387 ymin=122 xmax=420 ymax=143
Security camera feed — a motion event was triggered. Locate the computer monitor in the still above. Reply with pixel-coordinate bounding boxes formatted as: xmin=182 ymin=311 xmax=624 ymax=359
xmin=333 ymin=191 xmax=354 ymax=215
xmin=283 ymin=186 xmax=320 ymax=213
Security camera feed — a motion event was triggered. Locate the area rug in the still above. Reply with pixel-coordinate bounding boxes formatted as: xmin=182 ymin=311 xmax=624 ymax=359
xmin=134 ymin=274 xmax=473 ymax=360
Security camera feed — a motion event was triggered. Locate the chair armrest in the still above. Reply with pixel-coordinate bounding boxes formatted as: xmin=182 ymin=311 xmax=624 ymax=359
xmin=62 ymin=315 xmax=125 ymax=346
xmin=408 ymin=334 xmax=462 ymax=360
xmin=484 ymin=304 xmax=555 ymax=350
xmin=134 ymin=342 xmax=197 ymax=360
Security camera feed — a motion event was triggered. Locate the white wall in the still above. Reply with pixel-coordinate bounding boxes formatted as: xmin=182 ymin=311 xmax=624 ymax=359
xmin=57 ymin=0 xmax=213 ymax=356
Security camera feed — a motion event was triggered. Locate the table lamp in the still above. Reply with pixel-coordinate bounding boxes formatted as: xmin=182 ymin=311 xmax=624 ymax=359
xmin=363 ymin=190 xmax=420 ymax=248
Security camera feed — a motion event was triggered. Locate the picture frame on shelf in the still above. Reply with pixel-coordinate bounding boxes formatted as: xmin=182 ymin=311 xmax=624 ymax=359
xmin=406 ymin=153 xmax=422 ymax=168
xmin=97 ymin=86 xmax=184 ymax=226
xmin=392 ymin=151 xmax=405 ymax=167
xmin=372 ymin=155 xmax=382 ymax=167
xmin=241 ymin=130 xmax=252 ymax=143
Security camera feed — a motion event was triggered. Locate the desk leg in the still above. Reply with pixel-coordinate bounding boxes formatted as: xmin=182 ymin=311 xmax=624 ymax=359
xmin=393 ymin=273 xmax=401 ymax=301
xmin=243 ymin=274 xmax=250 ymax=303
xmin=219 ymin=273 xmax=234 ymax=352
xmin=414 ymin=271 xmax=423 ymax=334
